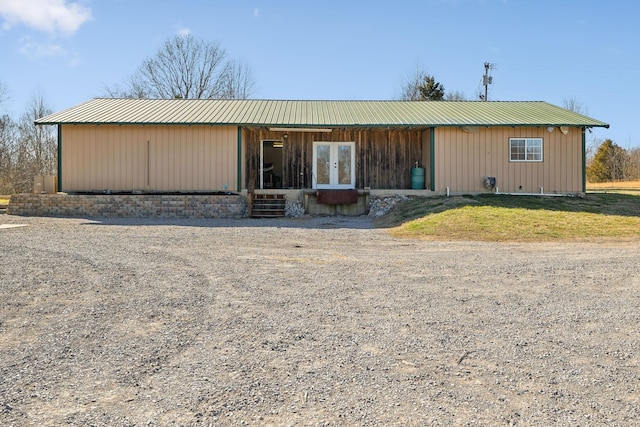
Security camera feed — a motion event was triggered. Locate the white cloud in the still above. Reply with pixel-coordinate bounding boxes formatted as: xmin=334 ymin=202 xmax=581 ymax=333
xmin=18 ymin=36 xmax=66 ymax=58
xmin=0 ymin=0 xmax=92 ymax=36
xmin=18 ymin=36 xmax=82 ymax=67
xmin=176 ymin=27 xmax=191 ymax=37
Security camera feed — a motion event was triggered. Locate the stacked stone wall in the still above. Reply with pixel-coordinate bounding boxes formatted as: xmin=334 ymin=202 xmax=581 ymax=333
xmin=8 ymin=193 xmax=247 ymax=219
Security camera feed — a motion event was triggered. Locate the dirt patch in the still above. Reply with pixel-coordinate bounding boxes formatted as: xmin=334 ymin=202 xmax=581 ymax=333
xmin=1 ymin=215 xmax=639 ymax=425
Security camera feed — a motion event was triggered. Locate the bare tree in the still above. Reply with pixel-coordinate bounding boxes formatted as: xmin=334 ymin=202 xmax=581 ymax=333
xmin=0 ymin=83 xmax=17 ymax=193
xmin=585 ymin=135 xmax=601 ymax=164
xmin=0 ymin=81 xmax=8 ymax=107
xmin=218 ymin=59 xmax=256 ymax=100
xmin=105 ymin=34 xmax=256 ymax=99
xmin=103 ymin=74 xmax=150 ymax=99
xmin=0 ymin=88 xmax=58 ymax=193
xmin=444 ymin=90 xmax=466 ymax=101
xmin=562 ymin=97 xmax=588 ymax=116
xmin=13 ymin=92 xmax=57 ymax=192
xmin=628 ymin=147 xmax=640 ymax=180
xmin=0 ymin=114 xmax=18 ymax=194
xmin=398 ymin=66 xmax=427 ymax=101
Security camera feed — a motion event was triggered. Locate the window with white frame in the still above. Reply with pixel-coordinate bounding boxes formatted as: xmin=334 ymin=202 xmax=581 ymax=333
xmin=509 ymin=138 xmax=543 ymax=162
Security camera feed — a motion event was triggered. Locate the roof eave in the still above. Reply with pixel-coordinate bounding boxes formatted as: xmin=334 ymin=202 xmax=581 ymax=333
xmin=35 ymin=121 xmax=610 ymax=128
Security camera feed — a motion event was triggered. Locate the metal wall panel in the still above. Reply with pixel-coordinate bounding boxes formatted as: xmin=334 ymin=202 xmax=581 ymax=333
xmin=61 ymin=124 xmax=237 ymax=192
xmin=434 ymin=126 xmax=583 ymax=194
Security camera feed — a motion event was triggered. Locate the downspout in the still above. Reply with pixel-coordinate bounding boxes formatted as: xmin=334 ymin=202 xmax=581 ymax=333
xmin=57 ymin=124 xmax=62 ymax=192
xmin=581 ymin=128 xmax=586 ymax=194
xmin=429 ymin=127 xmax=435 ymax=191
xmin=237 ymin=126 xmax=242 ymax=192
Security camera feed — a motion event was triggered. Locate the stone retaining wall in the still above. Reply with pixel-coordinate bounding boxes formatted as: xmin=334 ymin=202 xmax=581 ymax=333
xmin=8 ymin=193 xmax=247 ymax=219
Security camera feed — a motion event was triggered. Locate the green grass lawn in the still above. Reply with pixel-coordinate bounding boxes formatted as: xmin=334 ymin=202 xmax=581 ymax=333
xmin=377 ymin=193 xmax=640 ymax=242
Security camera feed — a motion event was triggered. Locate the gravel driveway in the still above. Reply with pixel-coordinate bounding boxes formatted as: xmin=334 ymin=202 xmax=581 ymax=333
xmin=1 ymin=215 xmax=639 ymax=426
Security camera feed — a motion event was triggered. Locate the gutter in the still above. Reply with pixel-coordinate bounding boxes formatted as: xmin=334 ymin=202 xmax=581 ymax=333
xmin=34 ymin=121 xmax=610 ymax=129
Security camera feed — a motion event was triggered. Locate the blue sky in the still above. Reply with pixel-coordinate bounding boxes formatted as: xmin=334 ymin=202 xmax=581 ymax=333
xmin=0 ymin=0 xmax=638 ymax=148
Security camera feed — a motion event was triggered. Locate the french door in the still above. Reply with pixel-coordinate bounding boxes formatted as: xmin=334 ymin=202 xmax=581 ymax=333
xmin=312 ymin=141 xmax=355 ymax=189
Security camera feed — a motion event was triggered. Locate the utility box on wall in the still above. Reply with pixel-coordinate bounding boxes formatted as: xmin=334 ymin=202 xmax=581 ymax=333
xmin=33 ymin=175 xmax=58 ymax=194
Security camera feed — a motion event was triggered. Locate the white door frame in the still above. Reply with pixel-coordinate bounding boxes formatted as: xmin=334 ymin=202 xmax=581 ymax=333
xmin=312 ymin=141 xmax=355 ymax=189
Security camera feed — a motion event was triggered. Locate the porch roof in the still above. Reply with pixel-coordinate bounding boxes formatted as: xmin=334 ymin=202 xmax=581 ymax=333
xmin=36 ymin=98 xmax=609 ymax=129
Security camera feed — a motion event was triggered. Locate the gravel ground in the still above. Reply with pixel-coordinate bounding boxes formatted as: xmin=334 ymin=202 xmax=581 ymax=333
xmin=1 ymin=214 xmax=639 ymax=426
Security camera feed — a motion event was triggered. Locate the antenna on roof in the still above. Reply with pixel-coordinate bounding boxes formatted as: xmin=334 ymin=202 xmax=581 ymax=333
xmin=480 ymin=62 xmax=495 ymax=101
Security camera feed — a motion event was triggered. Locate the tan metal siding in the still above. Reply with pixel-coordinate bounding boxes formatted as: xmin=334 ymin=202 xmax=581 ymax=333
xmin=61 ymin=124 xmax=237 ymax=192
xmin=434 ymin=126 xmax=583 ymax=193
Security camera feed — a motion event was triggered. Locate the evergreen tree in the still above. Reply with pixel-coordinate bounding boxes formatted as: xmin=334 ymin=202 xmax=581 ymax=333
xmin=416 ymin=75 xmax=445 ymax=101
xmin=587 ymin=139 xmax=629 ymax=182
xmin=399 ymin=68 xmax=446 ymax=101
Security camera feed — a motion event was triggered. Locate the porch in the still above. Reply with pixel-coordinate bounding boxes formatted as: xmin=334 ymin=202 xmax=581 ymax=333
xmin=243 ymin=127 xmax=433 ymax=192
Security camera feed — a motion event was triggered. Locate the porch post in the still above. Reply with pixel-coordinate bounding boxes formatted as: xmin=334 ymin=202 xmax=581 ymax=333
xmin=57 ymin=124 xmax=62 ymax=192
xmin=581 ymin=127 xmax=586 ymax=193
xmin=237 ymin=126 xmax=242 ymax=192
xmin=430 ymin=127 xmax=435 ymax=191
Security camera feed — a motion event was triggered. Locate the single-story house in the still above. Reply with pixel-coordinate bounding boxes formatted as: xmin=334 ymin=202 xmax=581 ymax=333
xmin=32 ymin=98 xmax=608 ymax=217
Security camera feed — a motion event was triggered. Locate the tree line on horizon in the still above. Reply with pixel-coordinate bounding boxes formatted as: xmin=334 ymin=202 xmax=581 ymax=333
xmin=587 ymin=139 xmax=640 ymax=183
xmin=0 ymin=89 xmax=55 ymax=195
xmin=1 ymin=34 xmax=639 ymax=194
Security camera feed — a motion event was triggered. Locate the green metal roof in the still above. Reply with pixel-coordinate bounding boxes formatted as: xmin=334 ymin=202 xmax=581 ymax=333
xmin=35 ymin=98 xmax=609 ymax=129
